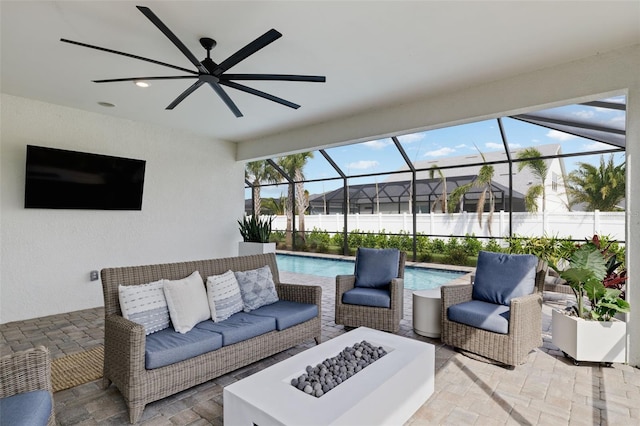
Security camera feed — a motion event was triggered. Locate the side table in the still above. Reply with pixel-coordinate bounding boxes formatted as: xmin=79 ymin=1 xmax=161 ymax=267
xmin=412 ymin=288 xmax=442 ymax=338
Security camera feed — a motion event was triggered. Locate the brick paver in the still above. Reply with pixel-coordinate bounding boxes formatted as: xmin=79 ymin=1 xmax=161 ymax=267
xmin=1 ymin=269 xmax=639 ymax=425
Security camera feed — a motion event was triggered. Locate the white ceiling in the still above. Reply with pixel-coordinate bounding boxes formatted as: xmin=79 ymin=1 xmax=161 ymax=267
xmin=2 ymin=1 xmax=639 ymax=143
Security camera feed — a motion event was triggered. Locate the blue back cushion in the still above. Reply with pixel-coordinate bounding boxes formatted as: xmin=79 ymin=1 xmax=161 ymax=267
xmin=472 ymin=251 xmax=538 ymax=306
xmin=354 ymin=248 xmax=400 ymax=289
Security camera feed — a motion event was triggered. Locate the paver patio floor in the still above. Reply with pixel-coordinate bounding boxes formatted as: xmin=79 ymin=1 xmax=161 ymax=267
xmin=1 ymin=270 xmax=638 ymax=425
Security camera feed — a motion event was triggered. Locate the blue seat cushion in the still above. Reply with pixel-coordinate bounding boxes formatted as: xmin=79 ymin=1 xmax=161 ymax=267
xmin=145 ymin=326 xmax=223 ymax=369
xmin=195 ymin=312 xmax=276 ymax=346
xmin=447 ymin=300 xmax=511 ymax=334
xmin=472 ymin=251 xmax=538 ymax=306
xmin=342 ymin=287 xmax=391 ymax=308
xmin=354 ymin=248 xmax=400 ymax=289
xmin=0 ymin=390 xmax=51 ymax=426
xmin=246 ymin=300 xmax=318 ymax=331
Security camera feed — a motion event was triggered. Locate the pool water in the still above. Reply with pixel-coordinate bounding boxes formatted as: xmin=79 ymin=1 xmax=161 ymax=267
xmin=276 ymin=254 xmax=465 ymax=291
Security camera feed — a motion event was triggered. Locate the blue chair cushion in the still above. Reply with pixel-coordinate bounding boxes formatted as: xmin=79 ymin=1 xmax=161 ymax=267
xmin=447 ymin=300 xmax=511 ymax=334
xmin=354 ymin=248 xmax=400 ymax=289
xmin=246 ymin=300 xmax=318 ymax=331
xmin=195 ymin=312 xmax=276 ymax=346
xmin=145 ymin=326 xmax=223 ymax=369
xmin=342 ymin=287 xmax=391 ymax=308
xmin=472 ymin=251 xmax=538 ymax=306
xmin=0 ymin=390 xmax=51 ymax=426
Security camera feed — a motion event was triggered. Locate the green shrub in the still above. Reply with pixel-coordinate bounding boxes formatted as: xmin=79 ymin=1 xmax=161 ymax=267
xmin=415 ymin=234 xmax=430 ymax=253
xmin=331 ymin=232 xmax=344 ymax=248
xmin=431 ymin=238 xmax=446 ymax=254
xmin=347 ymin=229 xmax=364 ymax=249
xmin=444 ymin=247 xmax=468 ymax=265
xmin=307 ymin=228 xmax=331 ymax=251
xmin=462 ymin=234 xmax=483 ymax=257
xmin=483 ymin=238 xmax=503 ymax=253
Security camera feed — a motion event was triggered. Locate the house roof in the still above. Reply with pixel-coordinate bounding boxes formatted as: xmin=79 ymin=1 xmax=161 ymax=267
xmin=386 ymin=143 xmax=562 ymax=196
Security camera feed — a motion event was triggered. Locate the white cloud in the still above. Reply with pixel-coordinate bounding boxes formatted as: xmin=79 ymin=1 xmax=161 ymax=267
xmin=423 ymin=147 xmax=455 ymax=157
xmin=455 ymin=144 xmax=467 ymax=149
xmin=361 ymin=139 xmax=392 ymax=150
xmin=583 ymin=142 xmax=610 ymax=151
xmin=546 ymin=130 xmax=577 ymax=141
xmin=574 ymin=110 xmax=595 ymax=119
xmin=397 ymin=133 xmax=424 ymax=144
xmin=347 ymin=160 xmax=379 ymax=170
xmin=485 ymin=142 xmax=503 ymax=150
xmin=609 ymin=115 xmax=625 ymax=123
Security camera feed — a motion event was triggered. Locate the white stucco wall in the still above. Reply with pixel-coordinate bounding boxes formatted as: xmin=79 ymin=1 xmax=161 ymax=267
xmin=0 ymin=94 xmax=244 ymax=323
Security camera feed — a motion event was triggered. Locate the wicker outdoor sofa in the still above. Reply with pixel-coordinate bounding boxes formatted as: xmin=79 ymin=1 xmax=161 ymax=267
xmin=101 ymin=253 xmax=322 ymax=424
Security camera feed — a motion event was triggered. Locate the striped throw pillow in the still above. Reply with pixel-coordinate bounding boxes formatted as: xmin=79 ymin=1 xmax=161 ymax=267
xmin=206 ymin=270 xmax=244 ymax=322
xmin=119 ymin=280 xmax=170 ymax=335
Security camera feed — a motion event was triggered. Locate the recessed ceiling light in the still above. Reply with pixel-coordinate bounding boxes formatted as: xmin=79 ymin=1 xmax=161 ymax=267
xmin=135 ymin=81 xmax=150 ymax=88
xmin=97 ymin=101 xmax=116 ymax=107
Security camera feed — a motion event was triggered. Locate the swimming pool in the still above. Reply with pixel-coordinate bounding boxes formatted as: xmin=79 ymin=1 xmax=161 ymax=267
xmin=276 ymin=254 xmax=466 ymax=291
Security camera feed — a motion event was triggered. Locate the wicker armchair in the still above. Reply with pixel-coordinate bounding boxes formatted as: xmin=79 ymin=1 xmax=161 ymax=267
xmin=335 ymin=249 xmax=406 ymax=333
xmin=441 ymin=254 xmax=548 ymax=367
xmin=0 ymin=346 xmax=56 ymax=426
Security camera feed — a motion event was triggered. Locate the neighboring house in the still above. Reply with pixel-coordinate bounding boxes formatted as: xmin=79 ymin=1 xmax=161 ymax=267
xmin=307 ymin=144 xmax=569 ymax=214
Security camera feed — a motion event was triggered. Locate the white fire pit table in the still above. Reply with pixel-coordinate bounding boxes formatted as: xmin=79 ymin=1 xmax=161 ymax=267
xmin=223 ymin=327 xmax=434 ymax=426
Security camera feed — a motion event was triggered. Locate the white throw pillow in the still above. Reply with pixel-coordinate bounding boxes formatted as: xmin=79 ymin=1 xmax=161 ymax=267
xmin=163 ymin=271 xmax=210 ymax=333
xmin=118 ymin=280 xmax=170 ymax=335
xmin=234 ymin=265 xmax=279 ymax=312
xmin=206 ymin=270 xmax=244 ymax=322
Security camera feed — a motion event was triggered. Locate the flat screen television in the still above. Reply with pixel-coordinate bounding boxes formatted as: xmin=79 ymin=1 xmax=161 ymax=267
xmin=25 ymin=145 xmax=146 ymax=210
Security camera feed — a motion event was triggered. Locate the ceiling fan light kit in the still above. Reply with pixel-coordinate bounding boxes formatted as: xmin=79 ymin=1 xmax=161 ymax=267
xmin=61 ymin=5 xmax=325 ymax=118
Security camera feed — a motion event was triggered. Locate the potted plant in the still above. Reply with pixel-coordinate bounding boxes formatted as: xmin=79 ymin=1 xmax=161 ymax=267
xmin=551 ymin=238 xmax=630 ymax=365
xmin=237 ymin=215 xmax=276 ymax=256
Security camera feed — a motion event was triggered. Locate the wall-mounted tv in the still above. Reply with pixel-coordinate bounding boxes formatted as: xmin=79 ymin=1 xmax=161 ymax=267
xmin=25 ymin=145 xmax=146 ymax=210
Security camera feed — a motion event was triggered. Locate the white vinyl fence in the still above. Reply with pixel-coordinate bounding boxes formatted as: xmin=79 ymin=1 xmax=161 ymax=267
xmin=272 ymin=210 xmax=625 ymax=241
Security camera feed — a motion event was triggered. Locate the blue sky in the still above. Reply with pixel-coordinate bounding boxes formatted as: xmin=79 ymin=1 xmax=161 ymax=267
xmin=251 ymin=97 xmax=626 ymax=200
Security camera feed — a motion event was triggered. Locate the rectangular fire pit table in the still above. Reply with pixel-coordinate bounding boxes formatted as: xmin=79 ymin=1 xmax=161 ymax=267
xmin=223 ymin=327 xmax=435 ymax=425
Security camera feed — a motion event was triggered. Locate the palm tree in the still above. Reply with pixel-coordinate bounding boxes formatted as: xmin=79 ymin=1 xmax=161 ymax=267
xmin=517 ymin=147 xmax=549 ymax=213
xmin=446 ymin=147 xmax=495 ymax=234
xmin=245 ymin=161 xmax=281 ymax=216
xmin=277 ymin=152 xmax=313 ymax=245
xmin=566 ymin=155 xmax=625 ymax=211
xmin=428 ymin=165 xmax=447 ymax=213
xmin=474 ymin=159 xmax=496 ymax=234
xmin=262 ymin=195 xmax=286 ymax=215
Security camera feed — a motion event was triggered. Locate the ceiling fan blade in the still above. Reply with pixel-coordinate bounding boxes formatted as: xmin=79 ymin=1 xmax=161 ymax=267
xmin=93 ymin=76 xmax=198 ymax=83
xmin=166 ymin=80 xmax=205 ymax=110
xmin=215 ymin=29 xmax=282 ymax=75
xmin=60 ymin=38 xmax=197 ymax=74
xmin=206 ymin=80 xmax=243 ymax=117
xmin=219 ymin=80 xmax=300 ymax=109
xmin=222 ymin=74 xmax=326 ymax=82
xmin=136 ymin=6 xmax=208 ymax=74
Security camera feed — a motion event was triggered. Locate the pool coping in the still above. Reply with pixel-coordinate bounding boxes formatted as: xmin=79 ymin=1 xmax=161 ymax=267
xmin=276 ymin=250 xmax=475 ymax=288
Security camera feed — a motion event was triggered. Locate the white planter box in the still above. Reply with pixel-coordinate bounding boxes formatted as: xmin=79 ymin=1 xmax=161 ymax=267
xmin=238 ymin=242 xmax=276 ymax=256
xmin=551 ymin=309 xmax=626 ymax=363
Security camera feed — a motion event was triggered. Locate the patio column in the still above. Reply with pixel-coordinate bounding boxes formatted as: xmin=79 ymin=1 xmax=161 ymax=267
xmin=627 ymin=85 xmax=640 ymax=368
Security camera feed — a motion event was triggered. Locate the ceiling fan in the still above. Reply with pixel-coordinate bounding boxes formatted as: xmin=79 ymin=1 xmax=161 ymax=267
xmin=61 ymin=5 xmax=326 ymax=118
